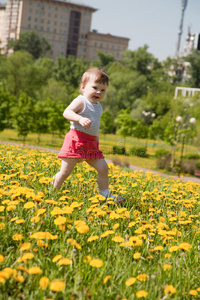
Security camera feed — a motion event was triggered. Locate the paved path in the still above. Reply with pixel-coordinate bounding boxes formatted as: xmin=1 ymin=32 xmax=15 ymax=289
xmin=1 ymin=140 xmax=200 ymax=184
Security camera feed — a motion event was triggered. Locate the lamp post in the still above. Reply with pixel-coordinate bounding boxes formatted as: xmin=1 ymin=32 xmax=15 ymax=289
xmin=142 ymin=111 xmax=156 ymax=148
xmin=175 ymin=115 xmax=196 ymax=176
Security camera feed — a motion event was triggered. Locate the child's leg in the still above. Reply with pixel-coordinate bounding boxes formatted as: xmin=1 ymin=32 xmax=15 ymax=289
xmin=86 ymin=158 xmax=126 ymax=203
xmin=53 ymin=158 xmax=79 ymax=190
xmin=86 ymin=159 xmax=109 ymax=191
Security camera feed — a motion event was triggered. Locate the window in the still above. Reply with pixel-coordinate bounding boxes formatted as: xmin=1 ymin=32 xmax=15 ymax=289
xmin=29 ymin=8 xmax=32 ymax=13
xmin=48 ymin=12 xmax=51 ymax=17
xmin=36 ymin=10 xmax=39 ymax=15
xmin=35 ymin=18 xmax=38 ymax=22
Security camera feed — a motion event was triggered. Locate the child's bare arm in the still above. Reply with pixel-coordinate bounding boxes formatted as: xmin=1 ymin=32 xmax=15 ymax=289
xmin=63 ymin=97 xmax=92 ymax=129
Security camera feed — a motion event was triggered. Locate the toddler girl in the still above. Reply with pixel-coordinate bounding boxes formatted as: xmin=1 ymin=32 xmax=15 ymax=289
xmin=53 ymin=68 xmax=125 ymax=204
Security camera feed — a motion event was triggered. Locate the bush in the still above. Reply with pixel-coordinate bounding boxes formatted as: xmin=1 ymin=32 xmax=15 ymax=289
xmin=196 ymin=161 xmax=200 ymax=170
xmin=112 ymin=145 xmax=127 ymax=155
xmin=155 ymin=149 xmax=171 ymax=158
xmin=184 ymin=154 xmax=200 ymax=160
xmin=156 ymin=155 xmax=171 ymax=171
xmin=180 ymin=159 xmax=198 ymax=175
xmin=129 ymin=146 xmax=148 ymax=158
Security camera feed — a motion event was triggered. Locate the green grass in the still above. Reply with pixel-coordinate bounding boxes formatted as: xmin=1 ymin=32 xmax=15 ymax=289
xmin=0 ymin=144 xmax=200 ymax=299
xmin=0 ymin=129 xmax=199 ymax=173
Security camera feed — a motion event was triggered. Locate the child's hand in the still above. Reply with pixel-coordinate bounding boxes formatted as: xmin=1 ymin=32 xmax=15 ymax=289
xmin=79 ymin=117 xmax=92 ymax=129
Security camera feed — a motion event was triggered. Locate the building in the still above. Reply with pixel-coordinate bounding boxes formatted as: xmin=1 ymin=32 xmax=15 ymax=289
xmin=0 ymin=0 xmax=129 ymax=62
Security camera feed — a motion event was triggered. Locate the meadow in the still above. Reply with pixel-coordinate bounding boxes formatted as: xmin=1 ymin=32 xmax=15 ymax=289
xmin=1 ymin=143 xmax=200 ymax=299
xmin=0 ymin=129 xmax=199 ymax=172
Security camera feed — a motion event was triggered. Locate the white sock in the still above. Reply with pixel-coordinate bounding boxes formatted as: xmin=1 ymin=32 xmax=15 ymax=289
xmin=99 ymin=188 xmax=109 ymax=198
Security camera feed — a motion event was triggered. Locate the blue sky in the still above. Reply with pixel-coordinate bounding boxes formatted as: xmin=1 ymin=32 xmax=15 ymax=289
xmin=86 ymin=0 xmax=200 ymax=61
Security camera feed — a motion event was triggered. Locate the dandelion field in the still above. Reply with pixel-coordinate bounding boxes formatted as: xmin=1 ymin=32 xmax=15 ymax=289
xmin=1 ymin=144 xmax=200 ymax=299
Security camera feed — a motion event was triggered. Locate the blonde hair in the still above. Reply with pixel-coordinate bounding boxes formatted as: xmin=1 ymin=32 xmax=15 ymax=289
xmin=80 ymin=68 xmax=109 ymax=86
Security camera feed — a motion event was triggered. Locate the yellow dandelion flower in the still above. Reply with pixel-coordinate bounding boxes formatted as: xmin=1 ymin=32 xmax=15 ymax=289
xmin=89 ymin=258 xmax=103 ymax=268
xmin=165 ymin=253 xmax=171 ymax=258
xmin=36 ymin=208 xmax=46 ymax=216
xmin=87 ymin=235 xmax=99 ymax=242
xmin=112 ymin=236 xmax=125 ymax=243
xmin=120 ymin=241 xmax=134 ymax=247
xmin=21 ymin=252 xmax=34 ymax=261
xmin=16 ymin=275 xmax=24 ymax=282
xmin=113 ymin=223 xmax=119 ymax=230
xmin=101 ymin=230 xmax=115 ymax=237
xmin=154 ymin=246 xmax=163 ymax=251
xmin=136 ymin=290 xmax=148 ymax=298
xmin=169 ymin=246 xmax=179 ymax=252
xmin=16 ymin=219 xmax=25 ymax=224
xmin=164 ymin=285 xmax=177 ymax=295
xmin=83 ymin=255 xmax=91 ymax=263
xmin=137 ymin=274 xmax=148 ymax=281
xmin=0 ymin=223 xmax=5 ymax=230
xmin=52 ymin=255 xmax=62 ymax=262
xmin=197 ymin=287 xmax=200 ymax=292
xmin=189 ymin=290 xmax=198 ymax=296
xmin=12 ymin=234 xmax=23 ymax=241
xmin=133 ymin=252 xmax=141 ymax=259
xmin=163 ymin=264 xmax=172 ymax=271
xmin=28 ymin=267 xmax=43 ymax=275
xmin=0 ymin=255 xmax=5 ymax=263
xmin=31 ymin=216 xmax=40 ymax=223
xmin=0 ymin=206 xmax=5 ymax=212
xmin=49 ymin=280 xmax=65 ymax=292
xmin=7 ymin=206 xmax=16 ymax=211
xmin=103 ymin=275 xmax=111 ymax=284
xmin=76 ymin=224 xmax=89 ymax=234
xmin=17 ymin=241 xmax=29 ymax=252
xmin=57 ymin=258 xmax=72 ymax=265
xmin=24 ymin=202 xmax=35 ymax=209
xmin=125 ymin=277 xmax=136 ymax=286
xmin=11 ymin=217 xmax=19 ymax=222
xmin=39 ymin=276 xmax=49 ymax=290
xmin=54 ymin=216 xmax=66 ymax=225
xmin=179 ymin=242 xmax=191 ymax=251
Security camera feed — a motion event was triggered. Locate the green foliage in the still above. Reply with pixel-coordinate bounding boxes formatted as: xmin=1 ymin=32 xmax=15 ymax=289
xmin=11 ymin=93 xmax=35 ymax=143
xmin=100 ymin=111 xmax=114 ymax=134
xmin=114 ymin=109 xmax=134 ymax=139
xmin=154 ymin=149 xmax=171 ymax=158
xmin=53 ymin=55 xmax=89 ymax=90
xmin=0 ymin=90 xmax=15 ymax=131
xmin=186 ymin=50 xmax=200 ymax=87
xmin=7 ymin=30 xmax=51 ymax=59
xmin=129 ymin=146 xmax=148 ymax=158
xmin=112 ymin=145 xmax=126 ymax=155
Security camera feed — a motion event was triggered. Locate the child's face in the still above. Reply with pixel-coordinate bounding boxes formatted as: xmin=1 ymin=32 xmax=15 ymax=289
xmin=81 ymin=78 xmax=108 ymax=103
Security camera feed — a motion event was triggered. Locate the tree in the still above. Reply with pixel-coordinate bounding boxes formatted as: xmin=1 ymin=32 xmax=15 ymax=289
xmin=92 ymin=51 xmax=114 ymax=68
xmin=186 ymin=50 xmax=200 ymax=88
xmin=48 ymin=101 xmax=69 ymax=144
xmin=114 ymin=109 xmax=134 ymax=140
xmin=100 ymin=111 xmax=114 ymax=135
xmin=7 ymin=31 xmax=51 ymax=59
xmin=12 ymin=93 xmax=35 ymax=144
xmin=33 ymin=100 xmax=51 ymax=143
xmin=0 ymin=90 xmax=15 ymax=131
xmin=122 ymin=45 xmax=160 ymax=76
xmin=4 ymin=51 xmax=45 ymax=97
xmin=53 ymin=55 xmax=89 ymax=90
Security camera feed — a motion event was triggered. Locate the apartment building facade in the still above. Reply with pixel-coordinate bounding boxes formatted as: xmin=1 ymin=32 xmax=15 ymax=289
xmin=0 ymin=0 xmax=129 ymax=62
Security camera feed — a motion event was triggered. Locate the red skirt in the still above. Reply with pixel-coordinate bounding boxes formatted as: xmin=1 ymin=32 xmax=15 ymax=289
xmin=58 ymin=129 xmax=104 ymax=159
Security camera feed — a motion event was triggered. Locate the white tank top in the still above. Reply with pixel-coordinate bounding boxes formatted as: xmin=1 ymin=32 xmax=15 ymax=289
xmin=70 ymin=95 xmax=103 ymax=136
